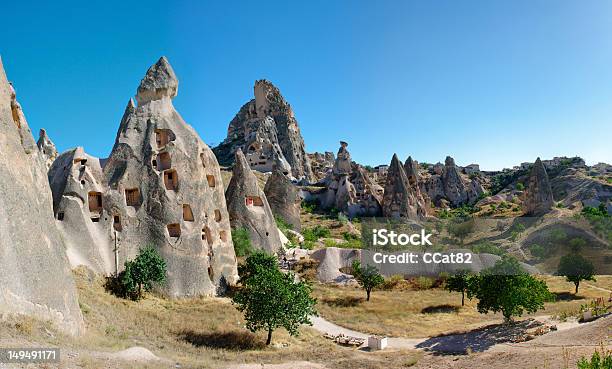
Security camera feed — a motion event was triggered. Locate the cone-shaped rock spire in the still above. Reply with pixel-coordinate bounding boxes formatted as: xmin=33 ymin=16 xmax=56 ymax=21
xmin=525 ymin=157 xmax=554 ymax=215
xmin=382 ymin=154 xmax=426 ymax=219
xmin=264 ymin=165 xmax=302 ymax=231
xmin=226 ymin=149 xmax=282 ymax=253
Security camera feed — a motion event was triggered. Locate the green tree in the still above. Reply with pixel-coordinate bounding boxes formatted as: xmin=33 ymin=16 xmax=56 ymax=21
xmin=233 ymin=254 xmax=317 ymax=345
xmin=445 ymin=270 xmax=473 ymax=306
xmin=120 ymin=246 xmax=167 ymax=300
xmin=467 ymin=255 xmax=552 ymax=322
xmin=351 ymin=261 xmax=384 ymax=301
xmin=232 ymin=228 xmax=254 ymax=257
xmin=447 ymin=217 xmax=475 ymax=245
xmin=569 ymin=238 xmax=587 ymax=253
xmin=238 ymin=251 xmax=278 ymax=282
xmin=558 ymin=254 xmax=596 ymax=294
xmin=529 ymin=243 xmax=546 ymax=259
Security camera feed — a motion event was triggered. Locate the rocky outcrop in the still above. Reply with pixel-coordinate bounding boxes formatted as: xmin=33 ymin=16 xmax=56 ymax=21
xmin=37 ymin=128 xmax=58 ymax=169
xmin=524 ymin=157 xmax=554 ymax=215
xmin=213 ymin=80 xmax=313 ymax=181
xmin=0 ymin=57 xmax=84 ymax=335
xmin=264 ymin=166 xmax=302 ymax=231
xmin=50 ymin=57 xmax=238 ymax=297
xmin=421 ymin=156 xmax=484 ymax=208
xmin=226 ymin=149 xmax=282 ymax=253
xmin=404 ymin=156 xmax=419 ymax=187
xmin=315 ymin=142 xmax=382 ymax=218
xmin=308 ymin=151 xmax=335 ymax=183
xmin=382 ymin=154 xmax=426 ymax=219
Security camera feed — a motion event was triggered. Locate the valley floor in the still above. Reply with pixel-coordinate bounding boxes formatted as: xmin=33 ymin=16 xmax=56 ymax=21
xmin=0 ymin=269 xmax=609 ymax=369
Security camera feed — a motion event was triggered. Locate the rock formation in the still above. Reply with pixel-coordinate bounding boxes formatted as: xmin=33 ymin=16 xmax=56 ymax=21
xmin=226 ymin=149 xmax=282 ymax=253
xmin=382 ymin=154 xmax=427 ymax=219
xmin=37 ymin=128 xmax=58 ymax=168
xmin=264 ymin=166 xmax=302 ymax=231
xmin=308 ymin=151 xmax=335 ymax=182
xmin=214 ymin=80 xmax=313 ymax=181
xmin=420 ymin=156 xmax=484 ymax=208
xmin=0 ymin=57 xmax=84 ymax=335
xmin=524 ymin=157 xmax=554 ymax=215
xmin=50 ymin=57 xmax=238 ymax=296
xmin=314 ymin=141 xmax=382 ymax=218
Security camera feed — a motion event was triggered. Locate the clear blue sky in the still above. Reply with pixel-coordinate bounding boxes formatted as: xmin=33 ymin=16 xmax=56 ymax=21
xmin=2 ymin=1 xmax=611 ymax=170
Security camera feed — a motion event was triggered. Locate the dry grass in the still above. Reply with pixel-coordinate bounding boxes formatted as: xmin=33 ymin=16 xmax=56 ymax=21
xmin=0 ymin=267 xmax=420 ymax=369
xmin=313 ymin=276 xmax=612 ymax=338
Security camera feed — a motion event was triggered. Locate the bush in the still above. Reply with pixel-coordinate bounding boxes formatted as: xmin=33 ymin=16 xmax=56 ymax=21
xmin=515 ymin=182 xmax=525 ymax=191
xmin=302 ymin=226 xmax=331 ymax=242
xmin=413 ymin=276 xmax=435 ymax=290
xmin=472 ymin=241 xmax=506 ymax=256
xmin=577 ymin=348 xmax=612 ymax=369
xmin=301 ymin=199 xmax=318 ymax=214
xmin=232 ymin=228 xmax=254 ymax=257
xmin=382 ymin=274 xmax=407 ymax=290
xmin=337 ymin=212 xmax=349 ymax=225
xmin=301 ymin=240 xmax=315 ymax=250
xmin=529 ymin=243 xmax=546 ymax=259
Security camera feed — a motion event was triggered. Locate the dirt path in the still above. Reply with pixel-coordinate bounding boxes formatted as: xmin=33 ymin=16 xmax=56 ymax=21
xmin=310 ymin=313 xmax=598 ymax=352
xmin=584 ymin=282 xmax=612 ymax=294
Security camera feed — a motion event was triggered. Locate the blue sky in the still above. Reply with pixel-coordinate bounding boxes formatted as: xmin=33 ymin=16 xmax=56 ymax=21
xmin=2 ymin=1 xmax=611 ymax=170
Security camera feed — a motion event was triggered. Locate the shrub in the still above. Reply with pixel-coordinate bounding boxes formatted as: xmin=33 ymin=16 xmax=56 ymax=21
xmin=301 ymin=199 xmax=318 ymax=213
xmin=472 ymin=241 xmax=506 ymax=256
xmin=515 ymin=182 xmax=525 ymax=191
xmin=301 ymin=240 xmax=315 ymax=250
xmin=529 ymin=243 xmax=546 ymax=259
xmin=337 ymin=212 xmax=349 ymax=225
xmin=382 ymin=274 xmax=407 ymax=290
xmin=232 ymin=228 xmax=254 ymax=257
xmin=302 ymin=225 xmax=331 ymax=242
xmin=414 ymin=276 xmax=435 ymax=290
xmin=577 ymin=348 xmax=612 ymax=369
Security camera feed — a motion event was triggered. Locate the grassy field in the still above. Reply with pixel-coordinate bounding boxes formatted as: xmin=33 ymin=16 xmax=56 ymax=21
xmin=0 ymin=267 xmax=420 ymax=369
xmin=313 ymin=275 xmax=612 ymax=338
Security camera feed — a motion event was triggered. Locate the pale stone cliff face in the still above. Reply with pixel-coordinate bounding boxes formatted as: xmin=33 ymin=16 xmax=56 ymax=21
xmin=525 ymin=157 xmax=554 ymax=215
xmin=50 ymin=57 xmax=238 ymax=296
xmin=214 ymin=80 xmax=313 ymax=182
xmin=37 ymin=128 xmax=58 ymax=169
xmin=264 ymin=166 xmax=302 ymax=232
xmin=382 ymin=154 xmax=427 ymax=219
xmin=226 ymin=149 xmax=282 ymax=254
xmin=0 ymin=57 xmax=84 ymax=335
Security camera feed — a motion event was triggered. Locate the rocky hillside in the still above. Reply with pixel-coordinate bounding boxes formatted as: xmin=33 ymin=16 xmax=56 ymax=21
xmin=213 ymin=80 xmax=313 ymax=182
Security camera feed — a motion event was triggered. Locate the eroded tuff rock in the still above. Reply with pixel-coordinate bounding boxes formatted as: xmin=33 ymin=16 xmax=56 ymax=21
xmin=264 ymin=166 xmax=302 ymax=231
xmin=382 ymin=154 xmax=426 ymax=219
xmin=314 ymin=142 xmax=382 ymax=218
xmin=308 ymin=151 xmax=335 ymax=183
xmin=37 ymin=128 xmax=58 ymax=169
xmin=50 ymin=57 xmax=238 ymax=297
xmin=524 ymin=157 xmax=554 ymax=215
xmin=226 ymin=149 xmax=282 ymax=253
xmin=0 ymin=57 xmax=84 ymax=335
xmin=214 ymin=80 xmax=313 ymax=181
xmin=420 ymin=156 xmax=484 ymax=208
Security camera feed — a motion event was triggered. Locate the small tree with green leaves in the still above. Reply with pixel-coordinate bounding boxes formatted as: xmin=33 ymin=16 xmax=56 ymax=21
xmin=351 ymin=260 xmax=384 ymax=301
xmin=569 ymin=237 xmax=587 ymax=253
xmin=120 ymin=246 xmax=167 ymax=300
xmin=445 ymin=270 xmax=473 ymax=306
xmin=467 ymin=255 xmax=552 ymax=323
xmin=558 ymin=254 xmax=596 ymax=294
xmin=233 ymin=252 xmax=317 ymax=345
